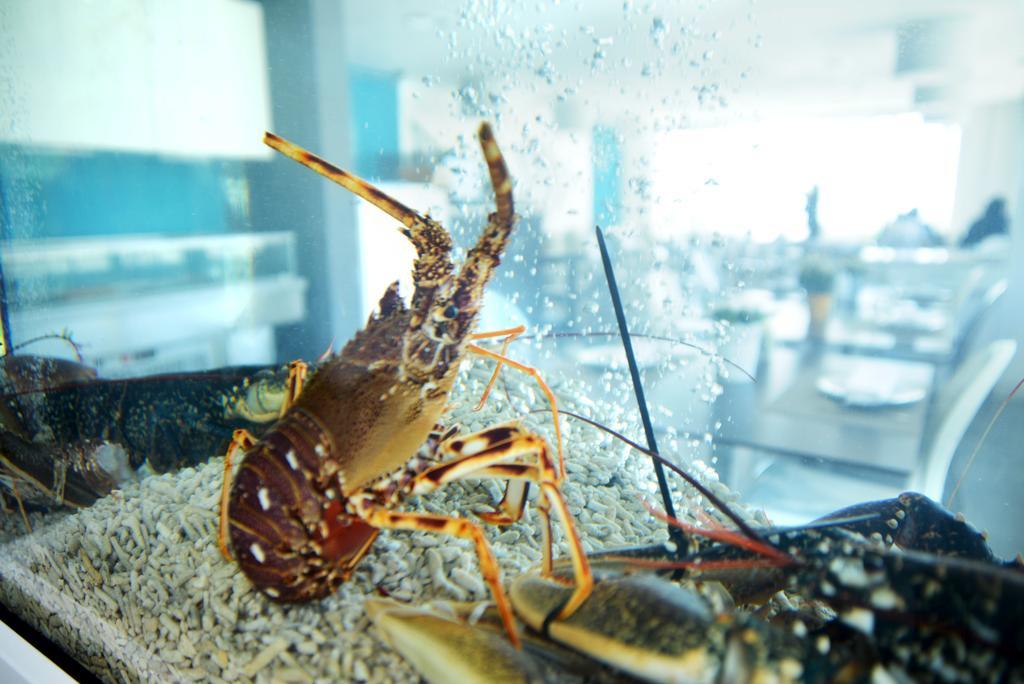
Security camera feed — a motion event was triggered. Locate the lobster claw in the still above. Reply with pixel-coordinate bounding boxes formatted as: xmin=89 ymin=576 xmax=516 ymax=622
xmin=511 ymin=569 xmax=717 ymax=683
xmin=509 ymin=568 xmax=808 ymax=684
xmin=365 ymin=598 xmax=545 ymax=684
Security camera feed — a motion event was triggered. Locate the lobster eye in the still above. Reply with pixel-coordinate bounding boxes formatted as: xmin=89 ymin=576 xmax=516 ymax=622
xmin=443 ymin=304 xmax=458 ymax=319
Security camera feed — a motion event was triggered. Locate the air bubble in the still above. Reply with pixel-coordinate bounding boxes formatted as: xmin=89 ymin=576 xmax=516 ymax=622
xmin=650 ymin=17 xmax=667 ymax=47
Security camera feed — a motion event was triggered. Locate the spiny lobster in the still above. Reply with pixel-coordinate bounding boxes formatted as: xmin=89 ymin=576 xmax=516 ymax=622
xmin=218 ymin=123 xmax=593 ymax=647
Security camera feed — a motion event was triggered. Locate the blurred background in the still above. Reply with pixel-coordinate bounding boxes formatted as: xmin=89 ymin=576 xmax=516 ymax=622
xmin=1 ymin=0 xmax=1022 ymax=555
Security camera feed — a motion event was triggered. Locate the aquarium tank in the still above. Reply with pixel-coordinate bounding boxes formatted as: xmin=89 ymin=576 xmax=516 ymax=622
xmin=1 ymin=1 xmax=1022 ymax=681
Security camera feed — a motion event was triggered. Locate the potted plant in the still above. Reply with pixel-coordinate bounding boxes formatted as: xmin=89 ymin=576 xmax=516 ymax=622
xmin=798 ymin=258 xmax=835 ymax=338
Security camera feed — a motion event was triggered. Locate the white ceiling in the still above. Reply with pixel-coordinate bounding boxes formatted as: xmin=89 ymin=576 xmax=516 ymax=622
xmin=344 ymin=0 xmax=1024 ymax=123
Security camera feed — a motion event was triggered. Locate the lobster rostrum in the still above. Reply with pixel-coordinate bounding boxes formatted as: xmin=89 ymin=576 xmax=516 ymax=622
xmin=218 ymin=123 xmax=593 ymax=647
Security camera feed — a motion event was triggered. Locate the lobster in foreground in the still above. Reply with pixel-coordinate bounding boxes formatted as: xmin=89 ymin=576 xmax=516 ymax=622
xmin=372 ymin=492 xmax=1024 ymax=683
xmin=564 ymin=491 xmax=1024 ymax=682
xmin=218 ymin=123 xmax=593 ymax=647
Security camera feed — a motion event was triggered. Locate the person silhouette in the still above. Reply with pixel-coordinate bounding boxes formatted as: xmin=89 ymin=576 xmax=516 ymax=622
xmin=960 ymin=197 xmax=1009 ymax=247
xmin=877 ymin=208 xmax=944 ymax=247
xmin=805 ymin=185 xmax=821 ymax=241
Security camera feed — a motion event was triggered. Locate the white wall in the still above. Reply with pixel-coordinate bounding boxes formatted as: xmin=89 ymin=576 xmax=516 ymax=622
xmin=952 ymin=99 xmax=1024 ymax=389
xmin=0 ymin=0 xmax=271 ymax=158
xmin=950 ymin=100 xmax=1024 ymax=237
xmin=999 ymin=99 xmax=1024 ymax=387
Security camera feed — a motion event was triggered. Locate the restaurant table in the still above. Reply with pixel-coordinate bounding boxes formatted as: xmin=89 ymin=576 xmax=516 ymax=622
xmin=713 ymin=342 xmax=936 ymax=487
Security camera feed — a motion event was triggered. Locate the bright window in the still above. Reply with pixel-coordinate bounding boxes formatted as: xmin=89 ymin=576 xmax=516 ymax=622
xmin=649 ymin=114 xmax=961 ymax=243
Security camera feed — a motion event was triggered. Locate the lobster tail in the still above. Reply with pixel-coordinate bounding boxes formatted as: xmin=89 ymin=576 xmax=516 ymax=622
xmin=228 ymin=410 xmax=377 ymax=602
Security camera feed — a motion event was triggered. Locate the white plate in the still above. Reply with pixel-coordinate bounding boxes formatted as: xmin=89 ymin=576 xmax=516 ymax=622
xmin=816 ymin=377 xmax=926 ymax=408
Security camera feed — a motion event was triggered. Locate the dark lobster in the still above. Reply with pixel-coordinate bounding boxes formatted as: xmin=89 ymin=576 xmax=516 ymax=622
xmin=0 ymin=354 xmax=289 ymax=521
xmin=515 ymin=491 xmax=1024 ymax=682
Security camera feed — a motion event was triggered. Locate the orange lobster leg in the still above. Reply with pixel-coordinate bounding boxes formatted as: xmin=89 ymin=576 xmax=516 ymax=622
xmin=410 ymin=424 xmax=593 ymax=621
xmin=281 ymin=360 xmax=308 ymax=416
xmin=357 ymin=504 xmax=522 ymax=649
xmin=468 ymin=325 xmax=525 ymax=410
xmin=478 ymin=479 xmax=530 ymax=526
xmin=10 ymin=480 xmax=31 ymax=533
xmin=218 ymin=429 xmax=257 ymax=560
xmin=465 ymin=342 xmax=567 ymax=482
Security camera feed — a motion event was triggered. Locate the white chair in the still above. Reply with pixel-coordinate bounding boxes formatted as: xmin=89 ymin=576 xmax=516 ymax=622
xmin=909 ymin=338 xmax=1016 ymax=502
xmin=739 ymin=339 xmax=1017 ymax=523
xmin=950 ymin=276 xmax=1008 ymax=366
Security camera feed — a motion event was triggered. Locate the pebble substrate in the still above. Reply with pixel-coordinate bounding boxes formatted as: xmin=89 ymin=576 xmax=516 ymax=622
xmin=0 ymin=364 xmax=732 ymax=683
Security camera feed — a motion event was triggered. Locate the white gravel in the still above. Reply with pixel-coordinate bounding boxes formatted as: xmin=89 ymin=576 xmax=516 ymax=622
xmin=0 ymin=362 xmax=735 ymax=683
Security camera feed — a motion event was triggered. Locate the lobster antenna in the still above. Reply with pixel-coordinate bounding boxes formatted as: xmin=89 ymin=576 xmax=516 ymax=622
xmin=945 ymin=375 xmax=1024 ymax=507
xmin=595 ymin=226 xmax=680 ymax=538
xmin=0 ymin=252 xmax=10 ymax=358
xmin=546 ymin=407 xmax=768 ymax=542
xmin=515 ymin=331 xmax=756 ymax=382
xmin=477 ymin=122 xmax=514 ymax=225
xmin=7 ymin=330 xmax=84 ymax=361
xmin=264 ymin=132 xmax=423 ymax=230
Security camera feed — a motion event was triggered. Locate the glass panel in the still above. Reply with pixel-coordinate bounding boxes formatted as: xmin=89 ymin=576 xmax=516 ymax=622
xmin=1 ymin=1 xmax=1021 ymax=681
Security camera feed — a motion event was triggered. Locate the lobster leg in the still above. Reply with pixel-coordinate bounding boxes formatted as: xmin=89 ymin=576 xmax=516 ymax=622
xmin=411 ymin=424 xmax=594 ymax=621
xmin=217 ymin=429 xmax=258 ymax=560
xmin=477 ymin=480 xmax=530 ymax=526
xmin=9 ymin=478 xmax=31 ymax=533
xmin=465 ymin=344 xmax=566 ymax=482
xmin=335 ymin=527 xmax=381 ymax=583
xmin=280 ymin=360 xmax=308 ymax=417
xmin=468 ymin=325 xmax=524 ymax=411
xmin=465 ymin=326 xmax=547 ymax=526
xmin=466 ymin=324 xmax=568 ymax=486
xmin=354 ymin=503 xmax=522 ymax=649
